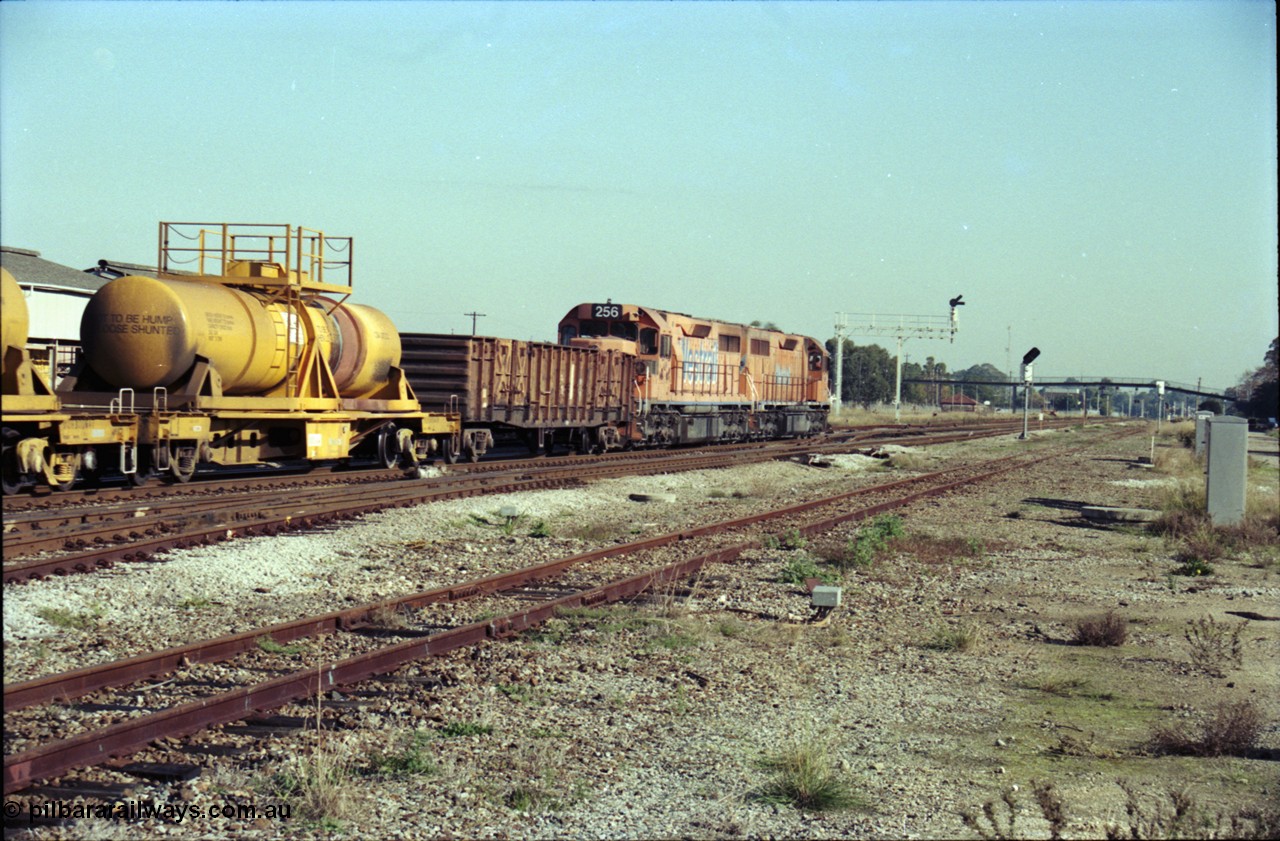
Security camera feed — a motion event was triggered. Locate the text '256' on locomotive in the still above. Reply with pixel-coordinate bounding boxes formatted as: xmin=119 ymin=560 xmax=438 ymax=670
xmin=558 ymin=302 xmax=830 ymax=447
xmin=44 ymin=222 xmax=459 ymax=486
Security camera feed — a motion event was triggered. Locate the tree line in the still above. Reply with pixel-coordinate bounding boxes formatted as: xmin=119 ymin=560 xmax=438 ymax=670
xmin=823 ymin=336 xmax=1279 ymax=418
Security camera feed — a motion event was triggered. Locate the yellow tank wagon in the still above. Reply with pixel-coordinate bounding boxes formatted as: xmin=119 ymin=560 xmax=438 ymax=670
xmin=60 ymin=223 xmax=458 ymax=483
xmin=3 ymin=268 xmax=138 ymax=493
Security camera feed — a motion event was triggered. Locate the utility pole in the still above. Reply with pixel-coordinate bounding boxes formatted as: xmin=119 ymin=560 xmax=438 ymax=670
xmin=834 ymin=297 xmax=965 ymax=423
xmin=1006 ymin=325 xmax=1014 ymax=411
xmin=464 ymin=311 xmax=486 ymax=336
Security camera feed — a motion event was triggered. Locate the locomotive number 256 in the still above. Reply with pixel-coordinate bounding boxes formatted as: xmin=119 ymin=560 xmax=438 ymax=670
xmin=592 ymin=303 xmax=621 ymax=319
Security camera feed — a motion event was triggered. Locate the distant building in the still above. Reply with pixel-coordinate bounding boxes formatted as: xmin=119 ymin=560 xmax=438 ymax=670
xmin=939 ymin=393 xmax=979 ymax=412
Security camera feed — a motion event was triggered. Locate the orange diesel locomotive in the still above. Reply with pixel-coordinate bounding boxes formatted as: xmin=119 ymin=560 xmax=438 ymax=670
xmin=558 ymin=302 xmax=828 ymax=447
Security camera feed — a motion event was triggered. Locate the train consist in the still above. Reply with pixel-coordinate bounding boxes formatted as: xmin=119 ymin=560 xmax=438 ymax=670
xmin=400 ymin=304 xmax=829 ymax=457
xmin=3 ymin=224 xmax=829 ymax=493
xmin=2 ymin=223 xmax=458 ymax=492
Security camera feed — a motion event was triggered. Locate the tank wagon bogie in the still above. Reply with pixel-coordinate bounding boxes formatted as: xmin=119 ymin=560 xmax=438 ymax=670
xmin=558 ymin=302 xmax=829 ymax=448
xmin=400 ymin=333 xmax=633 ymax=459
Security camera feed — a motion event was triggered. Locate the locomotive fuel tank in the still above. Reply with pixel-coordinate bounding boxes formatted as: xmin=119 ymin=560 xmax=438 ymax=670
xmin=2 ymin=267 xmax=30 ymax=367
xmin=80 ymin=274 xmax=402 ymax=397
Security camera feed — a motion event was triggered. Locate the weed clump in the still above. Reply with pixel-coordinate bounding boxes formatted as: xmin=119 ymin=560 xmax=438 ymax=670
xmin=1183 ymin=615 xmax=1244 ymax=676
xmin=924 ymin=622 xmax=982 ymax=653
xmin=1071 ymin=611 xmax=1128 ymax=647
xmin=366 ymin=729 xmax=435 ymax=778
xmin=1104 ymin=779 xmax=1280 ymax=839
xmin=269 ymin=736 xmax=356 ymax=822
xmin=777 ymin=555 xmax=837 ymax=586
xmin=1148 ymin=700 xmax=1267 ymax=757
xmin=753 ymin=740 xmax=863 ymax=812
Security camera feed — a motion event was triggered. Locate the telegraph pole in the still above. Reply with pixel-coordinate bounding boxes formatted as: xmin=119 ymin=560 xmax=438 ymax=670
xmin=464 ymin=311 xmax=486 ymax=336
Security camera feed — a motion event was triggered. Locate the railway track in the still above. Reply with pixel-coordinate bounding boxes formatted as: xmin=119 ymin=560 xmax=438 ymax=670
xmin=0 ymin=415 xmax=1086 ymax=513
xmin=3 ymin=417 xmax=1098 ymax=584
xmin=4 ymin=426 xmax=1135 ymax=799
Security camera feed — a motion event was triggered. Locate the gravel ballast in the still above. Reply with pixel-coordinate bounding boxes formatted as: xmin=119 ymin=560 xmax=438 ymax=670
xmin=4 ymin=424 xmax=1278 ymax=840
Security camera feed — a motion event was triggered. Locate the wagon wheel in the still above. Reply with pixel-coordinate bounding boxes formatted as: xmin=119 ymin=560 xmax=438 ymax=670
xmin=1 ymin=441 xmax=25 ymax=495
xmin=542 ymin=430 xmax=556 ymax=457
xmin=377 ymin=426 xmax=400 ymax=470
xmin=439 ymin=434 xmax=459 ymax=465
xmin=577 ymin=428 xmax=593 ymax=455
xmin=129 ymin=447 xmax=154 ymax=487
xmin=79 ymin=465 xmax=103 ymax=490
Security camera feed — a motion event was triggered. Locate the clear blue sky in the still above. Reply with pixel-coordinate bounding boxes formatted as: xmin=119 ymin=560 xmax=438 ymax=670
xmin=2 ymin=1 xmax=1275 ymax=390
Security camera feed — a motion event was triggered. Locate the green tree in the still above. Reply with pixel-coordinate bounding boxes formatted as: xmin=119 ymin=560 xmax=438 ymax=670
xmin=825 ymin=339 xmax=896 ymax=408
xmin=1236 ymin=337 xmax=1278 ymax=419
xmin=952 ymin=363 xmax=1009 ymax=407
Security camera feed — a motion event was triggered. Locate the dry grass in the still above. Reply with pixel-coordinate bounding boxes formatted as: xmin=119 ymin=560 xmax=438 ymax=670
xmin=960 ymin=782 xmax=1067 ymax=840
xmin=1182 ymin=616 xmax=1245 ymax=676
xmin=1071 ymin=611 xmax=1128 ymax=646
xmin=1148 ymin=700 xmax=1267 ymax=758
xmin=1104 ymin=780 xmax=1280 ymax=840
xmin=924 ymin=622 xmax=983 ymax=653
xmin=1153 ymin=445 xmax=1198 ymax=476
xmin=753 ymin=738 xmax=864 ymax=812
xmin=369 ymin=604 xmax=410 ymax=630
xmin=893 ymin=534 xmax=1002 ymax=565
xmin=269 ymin=735 xmax=357 ymax=822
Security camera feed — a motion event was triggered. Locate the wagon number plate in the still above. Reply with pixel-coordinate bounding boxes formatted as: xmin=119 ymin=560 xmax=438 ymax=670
xmin=592 ymin=303 xmax=621 ymax=319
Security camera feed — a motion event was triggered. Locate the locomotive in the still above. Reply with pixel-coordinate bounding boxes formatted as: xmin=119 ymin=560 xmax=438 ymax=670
xmin=2 ymin=223 xmax=459 ymax=492
xmin=558 ymin=302 xmax=829 ymax=446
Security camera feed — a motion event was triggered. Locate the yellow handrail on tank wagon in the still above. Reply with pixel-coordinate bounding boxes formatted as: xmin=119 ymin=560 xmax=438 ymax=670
xmin=157 ymin=222 xmax=354 ymax=295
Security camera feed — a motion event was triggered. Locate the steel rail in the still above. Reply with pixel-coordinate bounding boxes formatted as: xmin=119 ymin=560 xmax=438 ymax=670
xmin=5 ymin=453 xmax=1021 ymax=710
xmin=3 ymin=421 xmax=1071 ymax=581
